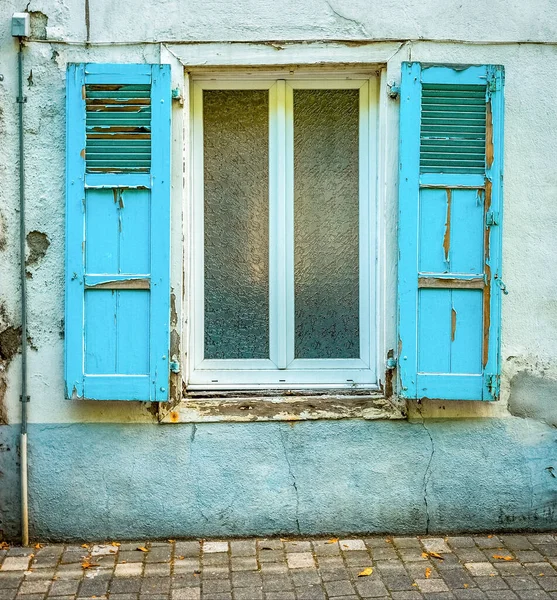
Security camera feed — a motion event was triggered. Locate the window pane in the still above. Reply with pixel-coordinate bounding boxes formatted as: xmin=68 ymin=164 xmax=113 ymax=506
xmin=203 ymin=90 xmax=269 ymax=359
xmin=293 ymin=89 xmax=360 ymax=359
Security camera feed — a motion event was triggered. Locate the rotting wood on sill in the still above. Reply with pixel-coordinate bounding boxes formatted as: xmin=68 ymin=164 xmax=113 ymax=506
xmin=159 ymin=392 xmax=407 ymax=423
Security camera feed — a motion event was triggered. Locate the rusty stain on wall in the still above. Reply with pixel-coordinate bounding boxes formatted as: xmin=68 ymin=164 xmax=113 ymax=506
xmin=482 ymin=179 xmax=492 ymax=369
xmin=0 ymin=213 xmax=6 ymax=252
xmin=443 ymin=189 xmax=452 ymax=264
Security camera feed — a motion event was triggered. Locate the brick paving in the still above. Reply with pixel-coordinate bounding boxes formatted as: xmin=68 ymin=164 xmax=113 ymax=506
xmin=1 ymin=534 xmax=557 ymax=599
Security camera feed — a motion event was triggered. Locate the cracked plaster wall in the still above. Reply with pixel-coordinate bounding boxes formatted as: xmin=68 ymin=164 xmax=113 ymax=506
xmin=0 ymin=418 xmax=554 ymax=541
xmin=0 ymin=1 xmax=556 ymax=539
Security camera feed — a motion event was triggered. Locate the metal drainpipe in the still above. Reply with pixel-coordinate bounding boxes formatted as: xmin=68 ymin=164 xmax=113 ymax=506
xmin=17 ymin=37 xmax=30 ymax=547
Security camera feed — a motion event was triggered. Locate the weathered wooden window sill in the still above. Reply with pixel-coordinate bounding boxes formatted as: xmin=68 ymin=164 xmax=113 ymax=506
xmin=159 ymin=391 xmax=407 ymax=423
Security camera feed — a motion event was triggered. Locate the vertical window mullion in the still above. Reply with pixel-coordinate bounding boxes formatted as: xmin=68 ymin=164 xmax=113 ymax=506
xmin=269 ymin=80 xmax=289 ymax=369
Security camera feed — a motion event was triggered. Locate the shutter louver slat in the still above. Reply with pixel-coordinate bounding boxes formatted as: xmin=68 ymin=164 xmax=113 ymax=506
xmin=420 ymin=83 xmax=486 ymax=174
xmin=85 ymin=83 xmax=152 ymax=173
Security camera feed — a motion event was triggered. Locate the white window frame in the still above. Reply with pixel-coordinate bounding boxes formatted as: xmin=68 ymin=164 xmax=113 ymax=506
xmin=188 ymin=73 xmax=380 ymax=390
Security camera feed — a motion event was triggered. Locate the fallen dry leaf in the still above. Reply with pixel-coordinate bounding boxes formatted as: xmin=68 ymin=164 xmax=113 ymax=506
xmin=0 ymin=542 xmax=9 ymax=550
xmin=81 ymin=562 xmax=100 ymax=569
xmin=177 ymin=555 xmax=185 ymax=560
xmin=412 ymin=583 xmax=418 ymax=587
xmin=463 ymin=584 xmax=469 ymax=588
xmin=34 ymin=543 xmax=42 ymax=549
xmin=136 ymin=546 xmax=149 ymax=553
xmin=487 ymin=535 xmax=493 ymax=538
xmin=81 ymin=544 xmax=89 ymax=549
xmin=492 ymin=555 xmax=513 ymax=561
xmin=358 ymin=568 xmax=373 ymax=577
xmin=111 ymin=542 xmax=121 ymax=547
xmin=325 ymin=538 xmax=339 ymax=544
xmin=168 ymin=539 xmax=176 ymax=543
xmin=425 ymin=567 xmax=432 ymax=579
xmin=422 ymin=551 xmax=444 ymax=560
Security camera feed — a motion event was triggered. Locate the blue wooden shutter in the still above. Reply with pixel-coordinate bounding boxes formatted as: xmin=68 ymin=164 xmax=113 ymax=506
xmin=398 ymin=63 xmax=504 ymax=401
xmin=65 ymin=64 xmax=171 ymax=401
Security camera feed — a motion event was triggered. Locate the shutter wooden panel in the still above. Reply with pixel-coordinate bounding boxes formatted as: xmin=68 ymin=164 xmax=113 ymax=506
xmin=65 ymin=64 xmax=171 ymax=401
xmin=398 ymin=63 xmax=504 ymax=401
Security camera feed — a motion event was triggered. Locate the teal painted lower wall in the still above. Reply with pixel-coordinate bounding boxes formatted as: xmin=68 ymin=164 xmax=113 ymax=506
xmin=1 ymin=418 xmax=556 ymax=541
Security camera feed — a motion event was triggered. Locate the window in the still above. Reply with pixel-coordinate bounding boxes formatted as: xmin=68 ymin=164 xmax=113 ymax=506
xmin=188 ymin=75 xmax=379 ymax=389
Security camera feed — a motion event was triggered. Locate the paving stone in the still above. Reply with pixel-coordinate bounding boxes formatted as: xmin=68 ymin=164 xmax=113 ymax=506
xmin=110 ymin=578 xmax=143 ymax=594
xmin=257 ymin=540 xmax=283 ymax=551
xmin=115 ymin=562 xmax=144 ymax=577
xmin=485 ymin=592 xmax=519 ymax=600
xmin=175 ymin=542 xmax=201 ymax=557
xmin=6 ymin=548 xmax=34 ymax=557
xmin=499 ymin=536 xmax=535 ymax=551
xmin=286 ymin=553 xmax=314 ymax=569
xmin=202 ymin=579 xmax=231 ymax=594
xmin=416 ymin=579 xmax=450 ymax=593
xmin=0 ymin=591 xmax=17 ymax=600
xmin=231 ymin=571 xmax=262 ymax=588
xmin=391 ymin=593 xmax=425 ymax=600
xmin=1 ymin=557 xmax=32 ymax=571
xmin=293 ymin=584 xmax=325 ymax=600
xmin=339 ymin=540 xmax=366 ymax=552
xmin=323 ymin=579 xmax=355 ymax=597
xmin=90 ymin=544 xmax=118 ymax=556
xmin=145 ymin=563 xmax=171 ymax=577
xmin=452 ymin=549 xmax=488 ymax=563
xmin=172 ymin=589 xmax=201 ymax=600
xmin=473 ymin=577 xmax=509 ymax=591
xmin=231 ymin=587 xmax=262 ymax=599
xmin=439 ymin=569 xmax=475 ymax=589
xmin=284 ymin=541 xmax=311 ymax=553
xmin=290 ymin=569 xmax=320 ymax=587
xmin=474 ymin=538 xmax=502 ymax=550
xmin=451 ymin=590 xmax=487 ymax=599
xmin=492 ymin=562 xmax=527 ymax=577
xmin=405 ymin=562 xmax=442 ymax=580
xmin=78 ymin=577 xmax=110 ymax=596
xmin=202 ymin=566 xmax=230 ymax=580
xmin=229 ymin=541 xmax=256 ymax=557
xmin=344 ymin=551 xmax=373 ymax=567
xmin=230 ymin=557 xmax=257 ymax=572
xmin=17 ymin=579 xmax=51 ymax=594
xmin=464 ymin=563 xmax=498 ymax=577
xmin=203 ymin=542 xmax=229 ymax=554
xmin=53 ymin=564 xmax=83 ymax=579
xmin=539 ymin=578 xmax=557 ymax=592
xmin=259 ymin=563 xmax=288 ymax=575
xmin=263 ymin=593 xmax=295 ymax=600
xmin=529 ymin=536 xmax=556 ymax=546
xmin=446 ymin=538 xmax=476 ymax=549
xmin=25 ymin=568 xmax=57 ymax=580
xmin=504 ymin=575 xmax=542 ymax=590
xmin=140 ymin=576 xmax=172 ymax=593
xmin=259 ymin=551 xmax=284 ymax=563
xmin=422 ymin=539 xmax=452 ymax=554
xmin=515 ymin=550 xmax=545 ymax=563
xmin=393 ymin=537 xmax=422 ymax=549
xmin=312 ymin=541 xmax=340 ymax=556
xmin=399 ymin=548 xmax=428 ymax=562
xmin=515 ymin=591 xmax=551 ymax=599
xmin=261 ymin=575 xmax=293 ymax=591
xmin=370 ymin=547 xmax=398 ymax=560
xmin=354 ymin=578 xmax=389 ymax=597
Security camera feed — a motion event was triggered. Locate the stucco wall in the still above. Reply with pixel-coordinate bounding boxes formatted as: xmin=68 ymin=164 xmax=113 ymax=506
xmin=0 ymin=1 xmax=556 ymax=540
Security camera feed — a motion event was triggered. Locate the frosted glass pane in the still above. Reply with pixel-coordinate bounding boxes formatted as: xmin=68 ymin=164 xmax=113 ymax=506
xmin=294 ymin=89 xmax=360 ymax=359
xmin=203 ymin=90 xmax=269 ymax=359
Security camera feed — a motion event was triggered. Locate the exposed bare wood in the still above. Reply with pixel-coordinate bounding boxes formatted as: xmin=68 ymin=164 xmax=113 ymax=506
xmin=418 ymin=277 xmax=484 ymax=289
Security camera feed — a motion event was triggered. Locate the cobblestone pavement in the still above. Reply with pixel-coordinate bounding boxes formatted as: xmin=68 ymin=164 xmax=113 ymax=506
xmin=1 ymin=534 xmax=557 ymax=600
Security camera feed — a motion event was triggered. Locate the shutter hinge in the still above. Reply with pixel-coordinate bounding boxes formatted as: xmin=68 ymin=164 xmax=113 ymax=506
xmin=485 ymin=373 xmax=500 ymax=398
xmin=486 ymin=210 xmax=499 ymax=226
xmin=169 ymin=361 xmax=180 ymax=374
xmin=493 ymin=274 xmax=509 ymax=295
xmin=387 ymin=81 xmax=400 ymax=99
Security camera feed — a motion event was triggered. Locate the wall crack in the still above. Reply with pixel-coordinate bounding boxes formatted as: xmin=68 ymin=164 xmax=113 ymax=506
xmin=416 ymin=403 xmax=435 ymax=534
xmin=279 ymin=427 xmax=301 ymax=535
xmin=325 ymin=1 xmax=369 ymax=37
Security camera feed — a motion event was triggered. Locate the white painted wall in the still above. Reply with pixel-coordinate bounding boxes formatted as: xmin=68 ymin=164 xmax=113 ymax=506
xmin=0 ymin=1 xmax=556 ymax=424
